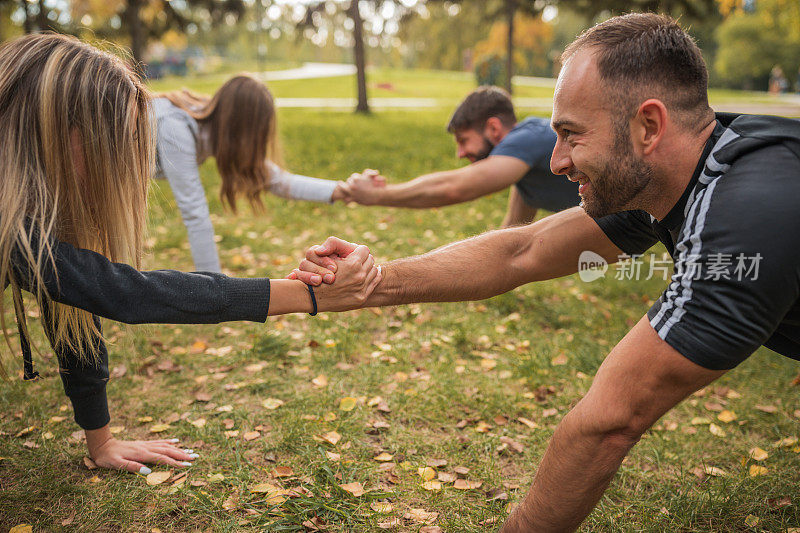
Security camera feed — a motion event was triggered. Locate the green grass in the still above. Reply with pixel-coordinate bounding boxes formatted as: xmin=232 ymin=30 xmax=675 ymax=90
xmin=0 ymin=73 xmax=799 ymax=532
xmin=147 ymin=65 xmax=798 ymax=114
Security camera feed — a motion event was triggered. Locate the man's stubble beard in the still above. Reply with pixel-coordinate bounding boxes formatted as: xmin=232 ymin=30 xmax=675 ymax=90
xmin=579 ymin=121 xmax=654 ymax=219
xmin=471 ymin=136 xmax=495 ymax=162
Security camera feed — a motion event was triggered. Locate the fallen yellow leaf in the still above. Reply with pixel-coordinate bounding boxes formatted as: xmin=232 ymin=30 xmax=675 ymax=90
xmin=717 ymin=410 xmax=737 ymax=423
xmin=146 ymin=471 xmax=172 ymax=486
xmin=243 ymin=431 xmax=261 ymax=441
xmin=339 ymin=397 xmax=357 ymax=412
xmin=339 ymin=482 xmax=365 ymax=497
xmin=418 ymin=467 xmax=436 ymax=481
xmin=320 ymin=431 xmax=341 ymax=446
xmin=749 ymin=465 xmax=769 ymax=477
xmin=773 ymin=436 xmax=799 ymax=448
xmin=708 ymin=424 xmax=726 ymax=438
xmin=374 ymin=452 xmax=393 ymax=462
xmin=744 ymin=514 xmax=760 ymax=527
xmin=262 ymin=398 xmax=285 ymax=410
xmin=454 ymin=479 xmax=483 ymax=490
xmin=149 ymin=423 xmax=171 ymax=434
xmin=422 ymin=480 xmax=442 ymax=491
xmin=748 ymin=447 xmax=769 ymax=461
xmin=312 ymin=375 xmax=328 ymax=388
xmin=9 ymin=525 xmax=32 ymax=533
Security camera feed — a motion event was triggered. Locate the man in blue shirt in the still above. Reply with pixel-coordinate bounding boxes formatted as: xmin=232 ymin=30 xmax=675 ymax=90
xmin=342 ymin=86 xmax=578 ymax=227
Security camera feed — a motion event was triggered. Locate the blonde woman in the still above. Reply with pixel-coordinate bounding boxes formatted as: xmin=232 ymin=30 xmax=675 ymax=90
xmin=0 ymin=34 xmax=379 ymax=475
xmin=155 ymin=76 xmax=350 ymax=272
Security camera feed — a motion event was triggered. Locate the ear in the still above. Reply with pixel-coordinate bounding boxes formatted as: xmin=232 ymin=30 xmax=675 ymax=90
xmin=633 ymin=99 xmax=668 ymax=156
xmin=483 ymin=117 xmax=506 ymax=143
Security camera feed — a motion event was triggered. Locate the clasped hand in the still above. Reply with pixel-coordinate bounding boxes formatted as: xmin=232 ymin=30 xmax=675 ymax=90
xmin=288 ymin=238 xmax=382 ymax=311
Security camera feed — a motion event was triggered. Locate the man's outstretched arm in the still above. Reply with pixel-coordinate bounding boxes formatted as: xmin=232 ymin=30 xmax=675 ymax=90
xmin=501 ymin=316 xmax=726 ymax=532
xmin=347 ymin=156 xmax=528 ymax=208
xmin=291 ymin=206 xmax=622 ymax=306
xmin=501 ymin=186 xmax=539 ymax=228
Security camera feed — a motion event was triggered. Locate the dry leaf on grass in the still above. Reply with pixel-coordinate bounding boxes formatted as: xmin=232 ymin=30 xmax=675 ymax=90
xmin=454 ymin=479 xmax=483 ymax=490
xmin=146 ymin=471 xmax=172 ymax=486
xmin=717 ymin=410 xmax=737 ymax=423
xmin=437 ymin=472 xmax=457 ymax=483
xmin=749 ymin=447 xmax=769 ymax=461
xmin=500 ymin=436 xmax=525 ymax=453
xmin=418 ymin=467 xmax=436 ymax=481
xmin=339 ymin=482 xmax=365 ymax=497
xmin=421 ymin=480 xmax=442 ymax=491
xmin=404 ymin=508 xmax=438 ymax=523
xmin=749 ymin=465 xmax=769 ymax=477
xmin=339 ymin=397 xmax=357 ymax=411
xmin=262 ymin=398 xmax=285 ymax=410
xmin=708 ymin=424 xmax=726 ymax=438
xmin=319 ymin=431 xmax=341 ymax=446
xmin=272 ymin=466 xmax=294 ymax=478
xmin=755 ymin=404 xmax=778 ymax=414
xmin=243 ymin=431 xmax=261 ymax=441
xmin=374 ymin=452 xmax=393 ymax=462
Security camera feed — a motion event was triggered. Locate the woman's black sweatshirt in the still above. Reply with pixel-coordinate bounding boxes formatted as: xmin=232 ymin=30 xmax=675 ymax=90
xmin=11 ymin=237 xmax=271 ymax=430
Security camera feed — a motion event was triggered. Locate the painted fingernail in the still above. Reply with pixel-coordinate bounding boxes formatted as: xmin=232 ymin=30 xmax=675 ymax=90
xmin=168 ymin=438 xmax=179 ymax=443
xmin=188 ymin=453 xmax=199 ymax=459
xmin=180 ymin=462 xmax=193 ymax=467
xmin=323 ymin=274 xmax=334 ymax=283
xmin=139 ymin=466 xmax=152 ymax=475
xmin=184 ymin=449 xmax=194 ymax=454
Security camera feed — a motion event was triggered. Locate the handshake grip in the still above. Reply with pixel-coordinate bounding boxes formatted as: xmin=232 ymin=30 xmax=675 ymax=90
xmin=335 ymin=169 xmax=387 ymax=205
xmin=287 ymin=237 xmax=382 ymax=312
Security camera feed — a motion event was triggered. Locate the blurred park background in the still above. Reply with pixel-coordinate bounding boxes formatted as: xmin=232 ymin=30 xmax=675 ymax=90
xmin=2 ymin=0 xmax=800 ymax=104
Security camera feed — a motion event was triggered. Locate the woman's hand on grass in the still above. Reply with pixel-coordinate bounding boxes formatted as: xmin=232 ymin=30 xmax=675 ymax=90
xmin=85 ymin=425 xmax=198 ymax=474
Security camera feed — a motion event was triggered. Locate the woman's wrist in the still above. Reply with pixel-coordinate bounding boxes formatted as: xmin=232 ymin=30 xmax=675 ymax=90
xmin=268 ymin=279 xmax=314 ymax=316
xmin=85 ymin=424 xmax=114 ymax=457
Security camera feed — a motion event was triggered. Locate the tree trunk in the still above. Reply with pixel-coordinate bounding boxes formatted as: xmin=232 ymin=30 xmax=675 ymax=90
xmin=350 ymin=0 xmax=370 ymax=113
xmin=505 ymin=0 xmax=515 ymax=94
xmin=21 ymin=0 xmax=33 ymax=34
xmin=124 ymin=0 xmax=146 ymax=76
xmin=36 ymin=0 xmax=48 ymax=31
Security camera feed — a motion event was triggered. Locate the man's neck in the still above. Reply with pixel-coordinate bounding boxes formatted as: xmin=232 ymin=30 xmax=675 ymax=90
xmin=637 ymin=119 xmax=717 ymax=221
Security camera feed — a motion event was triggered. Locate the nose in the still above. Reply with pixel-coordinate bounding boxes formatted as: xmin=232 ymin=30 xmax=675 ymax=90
xmin=550 ymin=137 xmax=572 ymax=176
xmin=456 ymin=146 xmax=467 ymax=159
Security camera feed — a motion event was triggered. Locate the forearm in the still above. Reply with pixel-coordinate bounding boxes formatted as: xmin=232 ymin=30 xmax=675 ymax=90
xmin=365 ymin=225 xmax=535 ymax=306
xmin=269 ymin=166 xmax=339 ymax=203
xmin=363 ymin=207 xmax=617 ymax=307
xmin=267 ymin=279 xmax=313 ymax=315
xmin=501 ymin=412 xmax=635 ymax=532
xmin=376 ymin=171 xmax=469 ymax=208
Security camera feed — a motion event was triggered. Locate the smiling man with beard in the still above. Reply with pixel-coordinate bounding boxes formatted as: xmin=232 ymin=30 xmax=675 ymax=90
xmin=292 ymin=13 xmax=800 ymax=531
xmin=340 ymin=86 xmax=579 ymax=227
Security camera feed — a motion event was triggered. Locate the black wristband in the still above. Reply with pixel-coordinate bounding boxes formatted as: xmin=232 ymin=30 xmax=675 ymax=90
xmin=306 ymin=284 xmax=318 ymax=316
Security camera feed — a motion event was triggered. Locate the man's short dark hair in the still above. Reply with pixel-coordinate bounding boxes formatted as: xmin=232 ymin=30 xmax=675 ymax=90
xmin=562 ymin=13 xmax=713 ymax=130
xmin=447 ymin=86 xmax=517 ymax=133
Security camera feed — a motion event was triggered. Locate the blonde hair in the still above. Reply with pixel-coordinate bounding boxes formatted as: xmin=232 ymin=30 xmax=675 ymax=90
xmin=0 ymin=33 xmax=152 ymax=373
xmin=159 ymin=74 xmax=283 ymax=212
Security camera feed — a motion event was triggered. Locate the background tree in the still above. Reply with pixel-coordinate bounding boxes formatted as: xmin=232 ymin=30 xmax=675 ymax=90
xmin=714 ymin=0 xmax=800 ymax=89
